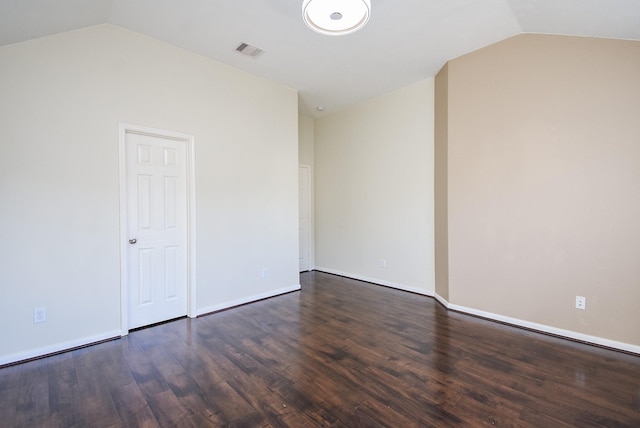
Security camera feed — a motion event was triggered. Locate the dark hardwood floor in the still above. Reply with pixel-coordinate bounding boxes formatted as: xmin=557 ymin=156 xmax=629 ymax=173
xmin=1 ymin=271 xmax=639 ymax=427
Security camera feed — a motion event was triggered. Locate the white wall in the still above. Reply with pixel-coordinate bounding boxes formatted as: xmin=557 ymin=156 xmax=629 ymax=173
xmin=298 ymin=113 xmax=314 ymax=167
xmin=0 ymin=24 xmax=299 ymax=364
xmin=314 ymin=80 xmax=435 ymax=294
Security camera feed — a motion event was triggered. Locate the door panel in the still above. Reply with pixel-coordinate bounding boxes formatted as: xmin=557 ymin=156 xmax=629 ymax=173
xmin=164 ymin=246 xmax=178 ymax=299
xmin=138 ymin=248 xmax=153 ymax=304
xmin=126 ymin=132 xmax=188 ymax=329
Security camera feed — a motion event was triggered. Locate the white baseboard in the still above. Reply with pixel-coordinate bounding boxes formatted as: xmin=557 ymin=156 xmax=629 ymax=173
xmin=314 ymin=267 xmax=434 ymax=297
xmin=434 ymin=292 xmax=449 ymax=308
xmin=196 ymin=284 xmax=301 ymax=316
xmin=0 ymin=330 xmax=122 ymax=367
xmin=438 ymin=297 xmax=640 ymax=355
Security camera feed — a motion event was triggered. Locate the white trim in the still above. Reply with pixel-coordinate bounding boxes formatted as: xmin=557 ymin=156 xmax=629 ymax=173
xmin=196 ymin=285 xmax=301 ymax=316
xmin=434 ymin=292 xmax=449 ymax=308
xmin=118 ymin=123 xmax=197 ymax=336
xmin=314 ymin=267 xmax=434 ymax=296
xmin=307 ymin=164 xmax=315 ymax=270
xmin=118 ymin=125 xmax=128 ymax=334
xmin=438 ymin=296 xmax=640 ymax=355
xmin=0 ymin=330 xmax=121 ymax=367
xmin=186 ymin=132 xmax=197 ymax=319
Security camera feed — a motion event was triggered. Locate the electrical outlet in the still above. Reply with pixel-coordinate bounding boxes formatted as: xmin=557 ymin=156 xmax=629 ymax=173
xmin=575 ymin=296 xmax=586 ymax=310
xmin=261 ymin=268 xmax=268 ymax=279
xmin=381 ymin=259 xmax=386 ymax=268
xmin=33 ymin=307 xmax=47 ymax=323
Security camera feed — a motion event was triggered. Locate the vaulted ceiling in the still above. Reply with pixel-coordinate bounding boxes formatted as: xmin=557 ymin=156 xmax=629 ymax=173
xmin=2 ymin=0 xmax=639 ymax=116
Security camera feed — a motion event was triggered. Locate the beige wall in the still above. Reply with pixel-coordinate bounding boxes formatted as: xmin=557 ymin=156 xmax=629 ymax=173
xmin=443 ymin=34 xmax=640 ymax=346
xmin=315 ymin=80 xmax=435 ymax=294
xmin=0 ymin=24 xmax=299 ymax=364
xmin=434 ymin=63 xmax=449 ymax=301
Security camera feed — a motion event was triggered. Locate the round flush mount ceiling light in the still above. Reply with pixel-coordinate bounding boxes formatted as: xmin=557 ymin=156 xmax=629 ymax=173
xmin=302 ymin=0 xmax=371 ymax=36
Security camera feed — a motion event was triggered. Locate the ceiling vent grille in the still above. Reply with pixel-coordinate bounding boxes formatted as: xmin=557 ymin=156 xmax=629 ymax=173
xmin=235 ymin=42 xmax=265 ymax=58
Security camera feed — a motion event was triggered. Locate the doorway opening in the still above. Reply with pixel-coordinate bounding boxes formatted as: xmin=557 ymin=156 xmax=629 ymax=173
xmin=118 ymin=123 xmax=197 ymax=335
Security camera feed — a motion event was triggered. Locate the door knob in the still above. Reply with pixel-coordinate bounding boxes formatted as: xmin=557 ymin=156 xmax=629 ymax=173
xmin=129 ymin=238 xmax=137 ymax=244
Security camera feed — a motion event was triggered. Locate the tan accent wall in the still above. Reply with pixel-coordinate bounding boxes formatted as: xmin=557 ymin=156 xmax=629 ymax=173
xmin=444 ymin=34 xmax=640 ymax=345
xmin=434 ymin=63 xmax=449 ymax=301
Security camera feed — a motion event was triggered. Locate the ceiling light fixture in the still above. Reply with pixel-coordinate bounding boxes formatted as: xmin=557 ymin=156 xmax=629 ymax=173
xmin=302 ymin=0 xmax=371 ymax=36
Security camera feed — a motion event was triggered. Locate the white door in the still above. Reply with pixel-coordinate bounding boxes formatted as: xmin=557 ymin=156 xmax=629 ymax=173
xmin=126 ymin=132 xmax=188 ymax=329
xmin=299 ymin=165 xmax=311 ymax=272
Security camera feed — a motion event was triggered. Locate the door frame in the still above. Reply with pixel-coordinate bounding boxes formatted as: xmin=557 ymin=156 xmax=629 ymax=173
xmin=299 ymin=164 xmax=314 ymax=271
xmin=118 ymin=122 xmax=197 ymax=336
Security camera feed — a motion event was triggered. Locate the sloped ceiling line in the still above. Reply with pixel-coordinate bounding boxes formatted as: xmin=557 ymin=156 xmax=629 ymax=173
xmin=1 ymin=0 xmax=639 ymax=116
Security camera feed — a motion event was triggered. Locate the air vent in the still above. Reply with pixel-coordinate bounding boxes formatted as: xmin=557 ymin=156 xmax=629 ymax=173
xmin=235 ymin=42 xmax=265 ymax=58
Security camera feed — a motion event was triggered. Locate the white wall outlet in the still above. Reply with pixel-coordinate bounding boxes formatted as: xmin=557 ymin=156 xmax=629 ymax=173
xmin=261 ymin=268 xmax=268 ymax=278
xmin=575 ymin=296 xmax=586 ymax=310
xmin=381 ymin=259 xmax=386 ymax=268
xmin=33 ymin=307 xmax=47 ymax=323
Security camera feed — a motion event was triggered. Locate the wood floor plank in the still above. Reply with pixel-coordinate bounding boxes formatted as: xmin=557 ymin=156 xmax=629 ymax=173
xmin=147 ymin=388 xmax=192 ymax=427
xmin=0 ymin=363 xmax=24 ymax=426
xmin=72 ymin=350 xmax=121 ymax=427
xmin=1 ymin=271 xmax=639 ymax=427
xmin=13 ymin=360 xmax=51 ymax=427
xmin=47 ymin=354 xmax=79 ymax=427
